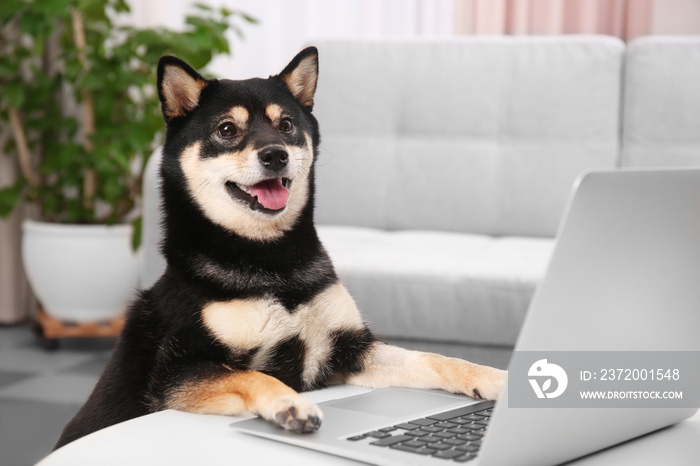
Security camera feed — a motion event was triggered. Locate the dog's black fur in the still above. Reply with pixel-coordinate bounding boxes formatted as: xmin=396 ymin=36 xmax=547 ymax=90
xmin=56 ymin=48 xmax=375 ymax=449
xmin=56 ymin=47 xmax=506 ymax=450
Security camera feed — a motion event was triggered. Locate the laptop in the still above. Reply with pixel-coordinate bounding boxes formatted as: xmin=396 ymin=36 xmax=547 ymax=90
xmin=232 ymin=168 xmax=700 ymax=465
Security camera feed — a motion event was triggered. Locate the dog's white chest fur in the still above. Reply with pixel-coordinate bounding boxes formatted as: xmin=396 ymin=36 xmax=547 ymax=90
xmin=201 ymin=282 xmax=364 ymax=387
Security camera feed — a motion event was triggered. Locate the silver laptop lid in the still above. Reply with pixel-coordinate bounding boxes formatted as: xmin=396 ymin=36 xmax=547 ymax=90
xmin=481 ymin=168 xmax=700 ymax=466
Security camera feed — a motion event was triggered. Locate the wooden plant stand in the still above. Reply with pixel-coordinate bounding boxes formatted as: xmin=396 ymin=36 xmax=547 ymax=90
xmin=32 ymin=308 xmax=125 ymax=350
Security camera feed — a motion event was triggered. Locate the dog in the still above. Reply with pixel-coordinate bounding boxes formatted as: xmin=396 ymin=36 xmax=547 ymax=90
xmin=55 ymin=47 xmax=506 ymax=448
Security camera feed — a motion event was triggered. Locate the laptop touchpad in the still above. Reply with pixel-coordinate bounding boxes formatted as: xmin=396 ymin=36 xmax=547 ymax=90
xmin=323 ymin=388 xmax=468 ymax=418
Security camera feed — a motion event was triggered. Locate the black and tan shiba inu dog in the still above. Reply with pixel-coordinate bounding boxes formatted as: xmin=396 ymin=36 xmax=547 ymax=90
xmin=55 ymin=47 xmax=506 ymax=448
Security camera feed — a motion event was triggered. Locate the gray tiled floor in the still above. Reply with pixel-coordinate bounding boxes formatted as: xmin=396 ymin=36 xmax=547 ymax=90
xmin=0 ymin=325 xmax=113 ymax=466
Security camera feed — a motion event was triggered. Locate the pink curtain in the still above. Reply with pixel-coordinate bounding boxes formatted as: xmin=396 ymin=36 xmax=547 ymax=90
xmin=455 ymin=0 xmax=653 ymax=41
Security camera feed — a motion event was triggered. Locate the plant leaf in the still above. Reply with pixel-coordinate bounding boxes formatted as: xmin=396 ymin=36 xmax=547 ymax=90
xmin=0 ymin=82 xmax=26 ymax=108
xmin=131 ymin=215 xmax=142 ymax=251
xmin=0 ymin=178 xmax=27 ymax=218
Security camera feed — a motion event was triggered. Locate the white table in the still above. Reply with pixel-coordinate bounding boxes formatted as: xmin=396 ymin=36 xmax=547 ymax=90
xmin=38 ymin=385 xmax=700 ymax=466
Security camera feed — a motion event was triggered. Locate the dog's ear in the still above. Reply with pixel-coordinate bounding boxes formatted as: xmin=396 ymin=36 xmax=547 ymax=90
xmin=157 ymin=56 xmax=209 ymax=122
xmin=279 ymin=47 xmax=318 ymax=110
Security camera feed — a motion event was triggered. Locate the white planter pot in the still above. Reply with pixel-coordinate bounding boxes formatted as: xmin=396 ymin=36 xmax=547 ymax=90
xmin=22 ymin=220 xmax=139 ymax=322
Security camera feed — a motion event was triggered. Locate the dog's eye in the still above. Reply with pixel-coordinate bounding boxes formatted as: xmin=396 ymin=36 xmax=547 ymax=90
xmin=217 ymin=122 xmax=238 ymax=139
xmin=279 ymin=118 xmax=294 ymax=133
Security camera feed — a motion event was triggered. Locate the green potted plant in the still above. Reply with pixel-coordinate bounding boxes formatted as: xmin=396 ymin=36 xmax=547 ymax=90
xmin=0 ymin=0 xmax=256 ymax=322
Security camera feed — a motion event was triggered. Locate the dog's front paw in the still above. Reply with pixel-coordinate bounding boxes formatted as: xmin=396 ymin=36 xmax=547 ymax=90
xmin=263 ymin=395 xmax=323 ymax=433
xmin=470 ymin=367 xmax=507 ymax=401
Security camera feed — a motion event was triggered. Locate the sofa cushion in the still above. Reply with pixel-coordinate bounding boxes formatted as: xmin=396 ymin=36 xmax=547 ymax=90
xmin=621 ymin=36 xmax=700 ymax=168
xmin=313 ymin=36 xmax=624 ymax=237
xmin=317 ymin=225 xmax=554 ymax=346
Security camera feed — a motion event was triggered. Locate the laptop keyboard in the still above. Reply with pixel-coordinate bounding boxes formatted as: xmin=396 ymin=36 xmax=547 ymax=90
xmin=346 ymin=401 xmax=494 ymax=463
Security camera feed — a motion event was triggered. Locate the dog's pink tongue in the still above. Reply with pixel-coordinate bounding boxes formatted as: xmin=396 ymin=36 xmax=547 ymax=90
xmin=249 ymin=178 xmax=289 ymax=210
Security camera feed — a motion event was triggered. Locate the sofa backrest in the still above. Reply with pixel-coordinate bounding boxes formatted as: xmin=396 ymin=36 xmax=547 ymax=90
xmin=621 ymin=36 xmax=700 ymax=168
xmin=312 ymin=37 xmax=625 ymax=237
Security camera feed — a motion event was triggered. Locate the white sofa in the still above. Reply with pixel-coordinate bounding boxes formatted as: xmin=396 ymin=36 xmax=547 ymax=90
xmin=140 ymin=36 xmax=700 ymax=368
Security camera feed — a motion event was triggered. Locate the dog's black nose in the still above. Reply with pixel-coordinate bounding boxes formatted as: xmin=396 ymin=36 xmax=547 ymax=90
xmin=258 ymin=146 xmax=289 ymax=171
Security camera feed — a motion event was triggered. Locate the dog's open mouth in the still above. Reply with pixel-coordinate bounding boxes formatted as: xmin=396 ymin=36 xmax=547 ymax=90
xmin=226 ymin=178 xmax=291 ymax=213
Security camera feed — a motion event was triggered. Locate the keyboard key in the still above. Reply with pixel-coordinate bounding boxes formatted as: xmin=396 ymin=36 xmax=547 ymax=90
xmin=435 ymin=421 xmax=458 ymax=429
xmin=455 ymin=454 xmax=477 ymax=462
xmin=419 ymin=426 xmax=444 ymax=433
xmin=347 ymin=435 xmax=366 ymax=441
xmin=379 ymin=426 xmax=397 ymax=433
xmin=427 ymin=442 xmax=453 ymax=451
xmin=405 ymin=430 xmax=429 ymax=437
xmin=442 ymin=438 xmax=467 ymax=446
xmin=426 ymin=402 xmax=495 ymax=421
xmin=366 ymin=431 xmax=391 ymax=439
xmin=456 ymin=445 xmax=479 ymax=452
xmin=369 ymin=434 xmax=413 ymax=447
xmin=432 ymin=449 xmax=465 ymax=459
xmin=422 ymin=435 xmax=448 ymax=443
xmin=433 ymin=431 xmax=457 ymax=439
xmin=408 ymin=418 xmax=438 ymax=426
xmin=412 ymin=437 xmax=435 ymax=444
xmin=402 ymin=439 xmax=428 ymax=448
xmin=451 ymin=418 xmax=472 ymax=425
xmin=457 ymin=434 xmax=482 ymax=442
xmin=391 ymin=444 xmax=436 ymax=455
xmin=463 ymin=423 xmax=485 ymax=431
xmin=394 ymin=423 xmax=420 ymax=430
xmin=447 ymin=427 xmax=469 ymax=434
